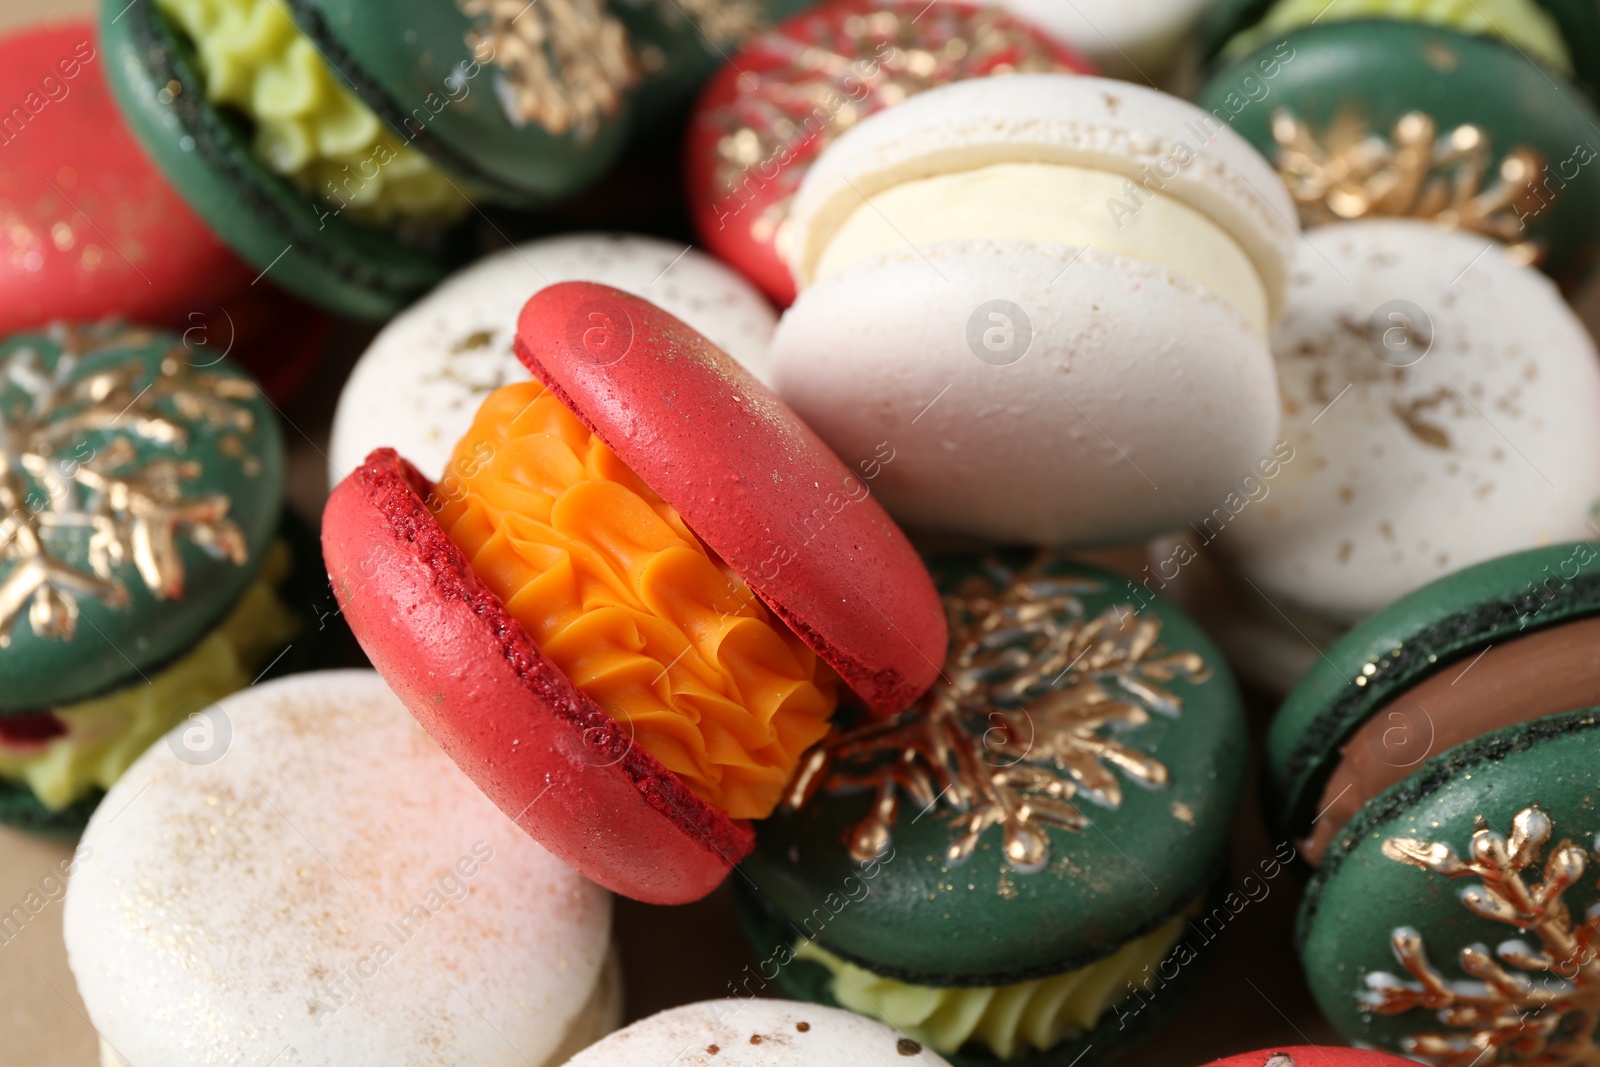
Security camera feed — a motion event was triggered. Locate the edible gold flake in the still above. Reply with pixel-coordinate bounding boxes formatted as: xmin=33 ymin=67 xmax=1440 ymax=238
xmin=786 ymin=553 xmax=1210 ymax=877
xmin=0 ymin=324 xmax=257 ymax=645
xmin=1273 ymin=110 xmax=1544 ymax=265
xmin=1363 ymin=806 xmax=1600 ymax=1067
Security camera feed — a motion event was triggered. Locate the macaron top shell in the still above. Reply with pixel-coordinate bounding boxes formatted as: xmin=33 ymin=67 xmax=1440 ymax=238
xmin=1201 ymin=1048 xmax=1419 ymax=1067
xmin=1218 ymin=220 xmax=1600 ymax=625
xmin=1299 ymin=710 xmax=1600 ymax=1055
xmin=63 ymin=670 xmax=613 ymax=1067
xmin=560 ymin=999 xmax=951 ymax=1066
xmin=328 ymin=233 xmax=778 ymax=485
xmin=786 ymin=74 xmax=1296 ymax=315
xmin=0 ymin=21 xmax=251 ymax=333
xmin=0 ymin=323 xmax=284 ymax=712
xmin=517 ymin=282 xmax=946 ymax=716
xmin=744 ymin=551 xmax=1247 ymax=981
xmin=1267 ymin=541 xmax=1600 ymax=841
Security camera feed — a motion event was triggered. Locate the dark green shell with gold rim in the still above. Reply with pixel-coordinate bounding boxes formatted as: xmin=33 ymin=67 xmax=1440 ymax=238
xmin=0 ymin=324 xmax=284 ymax=712
xmin=739 ymin=550 xmax=1247 ymax=984
xmin=1196 ymin=19 xmax=1600 ymax=290
xmin=1298 ymin=710 xmax=1600 ymax=1054
xmin=1266 ymin=541 xmax=1600 ymax=845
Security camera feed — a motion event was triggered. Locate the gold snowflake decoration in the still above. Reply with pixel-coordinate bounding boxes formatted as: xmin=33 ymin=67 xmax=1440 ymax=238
xmin=785 ymin=554 xmax=1210 ymax=876
xmin=1273 ymin=109 xmax=1545 ymax=265
xmin=1362 ymin=806 xmax=1600 ymax=1067
xmin=0 ymin=325 xmax=256 ymax=647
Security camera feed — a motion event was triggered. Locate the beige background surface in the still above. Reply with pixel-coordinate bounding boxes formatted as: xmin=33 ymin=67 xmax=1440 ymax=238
xmin=4 ymin=1 xmax=1594 ymax=1065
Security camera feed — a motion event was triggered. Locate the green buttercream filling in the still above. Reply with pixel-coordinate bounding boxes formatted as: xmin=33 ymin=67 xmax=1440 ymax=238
xmin=0 ymin=543 xmax=300 ymax=811
xmin=794 ymin=905 xmax=1195 ymax=1060
xmin=154 ymin=0 xmax=468 ymax=224
xmin=1221 ymin=0 xmax=1572 ymax=71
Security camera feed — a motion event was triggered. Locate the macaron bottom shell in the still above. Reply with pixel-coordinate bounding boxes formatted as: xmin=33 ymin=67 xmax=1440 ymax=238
xmin=771 ymin=240 xmax=1281 ymax=546
xmin=735 ymin=881 xmax=1222 ymax=1066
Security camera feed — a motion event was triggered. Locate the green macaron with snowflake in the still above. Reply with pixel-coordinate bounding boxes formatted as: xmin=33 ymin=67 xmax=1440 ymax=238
xmin=0 ymin=322 xmax=298 ymax=836
xmin=735 ymin=549 xmax=1249 ymax=1067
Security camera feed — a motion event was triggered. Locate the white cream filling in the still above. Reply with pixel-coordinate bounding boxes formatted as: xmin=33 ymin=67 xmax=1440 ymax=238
xmin=812 ymin=161 xmax=1269 ymax=334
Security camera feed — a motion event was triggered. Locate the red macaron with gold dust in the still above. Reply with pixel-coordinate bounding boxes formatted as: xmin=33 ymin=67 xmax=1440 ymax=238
xmin=1201 ymin=1050 xmax=1417 ymax=1067
xmin=685 ymin=0 xmax=1090 ymax=305
xmin=322 ymin=281 xmax=945 ymax=905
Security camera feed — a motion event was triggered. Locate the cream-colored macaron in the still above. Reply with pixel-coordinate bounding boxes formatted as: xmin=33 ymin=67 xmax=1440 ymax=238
xmin=557 ymin=999 xmax=952 ymax=1066
xmin=772 ymin=74 xmax=1295 ymax=545
xmin=64 ymin=670 xmax=618 ymax=1067
xmin=1003 ymin=0 xmax=1214 ymax=79
xmin=328 ymin=233 xmax=776 ymax=484
xmin=1159 ymin=220 xmax=1600 ymax=691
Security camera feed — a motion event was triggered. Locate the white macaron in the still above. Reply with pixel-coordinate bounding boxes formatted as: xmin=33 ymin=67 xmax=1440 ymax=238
xmin=771 ymin=74 xmax=1295 ymax=545
xmin=64 ymin=670 xmax=618 ymax=1067
xmin=1002 ymin=0 xmax=1214 ymax=80
xmin=328 ymin=233 xmax=776 ymax=484
xmin=557 ymin=999 xmax=952 ymax=1066
xmin=1155 ymin=220 xmax=1600 ymax=692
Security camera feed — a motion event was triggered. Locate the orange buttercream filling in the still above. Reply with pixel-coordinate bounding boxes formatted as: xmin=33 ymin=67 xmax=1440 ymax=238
xmin=431 ymin=381 xmax=838 ymax=820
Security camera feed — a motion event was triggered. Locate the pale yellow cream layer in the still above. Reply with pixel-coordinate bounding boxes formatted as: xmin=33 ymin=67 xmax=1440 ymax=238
xmin=813 ymin=162 xmax=1268 ymax=333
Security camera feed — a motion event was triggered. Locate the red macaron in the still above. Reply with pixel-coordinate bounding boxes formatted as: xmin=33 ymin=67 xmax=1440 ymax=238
xmin=0 ymin=19 xmax=326 ymax=399
xmin=323 ymin=282 xmax=946 ymax=904
xmin=685 ymin=0 xmax=1091 ymax=306
xmin=1202 ymin=1050 xmax=1418 ymax=1067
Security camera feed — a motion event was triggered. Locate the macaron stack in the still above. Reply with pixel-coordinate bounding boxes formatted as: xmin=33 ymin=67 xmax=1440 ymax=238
xmin=15 ymin=0 xmax=1600 ymax=1064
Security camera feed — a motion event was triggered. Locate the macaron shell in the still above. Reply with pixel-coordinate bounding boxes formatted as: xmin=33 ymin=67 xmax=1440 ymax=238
xmin=1197 ymin=19 xmax=1600 ymax=290
xmin=559 ymin=999 xmax=952 ymax=1066
xmin=64 ymin=670 xmax=614 ymax=1067
xmin=327 ymin=233 xmax=777 ymax=485
xmin=321 ymin=449 xmax=754 ymax=905
xmin=1201 ymin=1048 xmax=1419 ymax=1067
xmin=1267 ymin=541 xmax=1600 ymax=841
xmin=1219 ymin=220 xmax=1600 ymax=625
xmin=289 ymin=0 xmax=629 ymax=203
xmin=516 ymin=282 xmax=947 ymax=715
xmin=0 ymin=21 xmax=252 ymax=332
xmin=684 ymin=0 xmax=1089 ymax=305
xmin=1299 ymin=711 xmax=1600 ymax=1053
xmin=100 ymin=0 xmax=450 ymax=319
xmin=770 ymin=240 xmax=1281 ymax=546
xmin=786 ymin=74 xmax=1296 ymax=314
xmin=743 ymin=551 xmax=1248 ymax=981
xmin=1003 ymin=0 xmax=1213 ymax=77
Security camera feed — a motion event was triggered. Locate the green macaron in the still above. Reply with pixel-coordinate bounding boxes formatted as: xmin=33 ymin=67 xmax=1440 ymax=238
xmin=1266 ymin=542 xmax=1600 ymax=1057
xmin=0 ymin=322 xmax=300 ymax=834
xmin=101 ymin=0 xmax=814 ymax=318
xmin=736 ymin=549 xmax=1248 ymax=1065
xmin=1196 ymin=14 xmax=1600 ymax=289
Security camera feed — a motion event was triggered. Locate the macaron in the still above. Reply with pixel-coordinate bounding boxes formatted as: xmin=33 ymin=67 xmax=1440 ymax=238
xmin=64 ymin=669 xmax=619 ymax=1067
xmin=328 ymin=232 xmax=778 ymax=485
xmin=322 ymin=281 xmax=946 ymax=904
xmin=0 ymin=19 xmax=329 ymax=399
xmin=99 ymin=0 xmax=825 ymax=319
xmin=1188 ymin=219 xmax=1600 ymax=692
xmin=1200 ymin=1049 xmax=1418 ymax=1067
xmin=685 ymin=0 xmax=1089 ymax=305
xmin=1197 ymin=9 xmax=1600 ymax=289
xmin=770 ymin=73 xmax=1296 ymax=546
xmin=1002 ymin=0 xmax=1214 ymax=81
xmin=0 ymin=321 xmax=299 ymax=837
xmin=737 ymin=549 xmax=1248 ymax=1065
xmin=557 ymin=999 xmax=951 ymax=1066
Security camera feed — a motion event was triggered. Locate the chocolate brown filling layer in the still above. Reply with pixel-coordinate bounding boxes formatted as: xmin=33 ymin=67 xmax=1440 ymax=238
xmin=1302 ymin=614 xmax=1600 ymax=864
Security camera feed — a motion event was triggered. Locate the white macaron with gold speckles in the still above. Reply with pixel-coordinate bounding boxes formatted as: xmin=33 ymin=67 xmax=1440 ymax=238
xmin=1189 ymin=220 xmax=1600 ymax=691
xmin=557 ymin=999 xmax=952 ymax=1067
xmin=328 ymin=232 xmax=777 ymax=486
xmin=770 ymin=74 xmax=1295 ymax=546
xmin=64 ymin=670 xmax=618 ymax=1067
